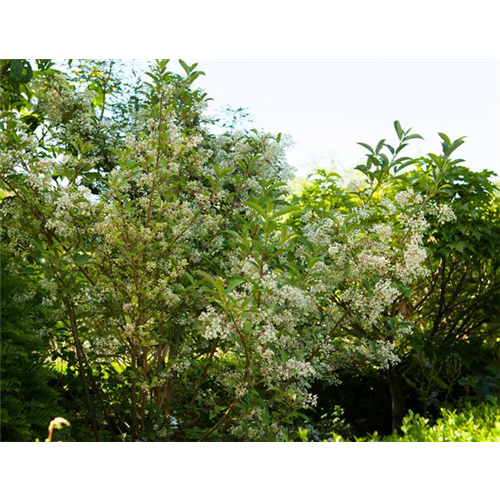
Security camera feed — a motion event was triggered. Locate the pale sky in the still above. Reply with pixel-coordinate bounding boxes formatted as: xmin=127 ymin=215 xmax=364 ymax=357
xmin=132 ymin=60 xmax=500 ymax=178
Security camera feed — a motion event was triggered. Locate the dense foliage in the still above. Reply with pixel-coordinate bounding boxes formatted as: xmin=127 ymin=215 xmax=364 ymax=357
xmin=0 ymin=250 xmax=62 ymax=441
xmin=0 ymin=59 xmax=498 ymax=441
xmin=300 ymin=163 xmax=500 ymax=434
xmin=383 ymin=402 xmax=500 ymax=442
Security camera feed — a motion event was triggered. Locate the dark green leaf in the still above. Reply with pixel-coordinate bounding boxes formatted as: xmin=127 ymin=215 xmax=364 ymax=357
xmin=75 ymin=254 xmax=91 ymax=265
xmin=438 ymin=132 xmax=451 ymax=145
xmin=225 ymin=278 xmax=245 ymax=295
xmin=245 ymin=201 xmax=268 ymax=219
xmin=404 ymin=134 xmax=424 ymax=141
xmin=357 ymin=142 xmax=375 ymax=154
xmin=375 ymin=139 xmax=386 ymax=154
xmin=384 ymin=143 xmax=395 ymax=154
xmin=394 ymin=121 xmax=404 ymax=140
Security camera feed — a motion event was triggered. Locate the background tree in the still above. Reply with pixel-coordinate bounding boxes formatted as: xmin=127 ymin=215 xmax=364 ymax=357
xmin=399 ymin=165 xmax=500 ymax=413
xmin=302 ymin=160 xmax=500 ymax=434
xmin=294 ymin=131 xmax=486 ymax=431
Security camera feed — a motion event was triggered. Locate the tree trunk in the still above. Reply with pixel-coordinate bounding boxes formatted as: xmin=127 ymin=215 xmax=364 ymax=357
xmin=388 ymin=364 xmax=406 ymax=431
xmin=65 ymin=298 xmax=101 ymax=441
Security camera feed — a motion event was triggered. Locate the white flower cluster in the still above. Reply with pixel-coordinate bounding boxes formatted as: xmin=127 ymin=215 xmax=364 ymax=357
xmin=228 ymin=405 xmax=268 ymax=441
xmin=274 ymin=284 xmax=316 ymax=313
xmin=199 ymin=306 xmax=230 ymax=340
xmin=256 ymin=347 xmax=316 ymax=392
xmin=396 ymin=241 xmax=429 ymax=282
xmin=40 ymin=278 xmax=58 ymax=295
xmin=340 ymin=280 xmax=400 ymax=327
xmin=37 ymin=82 xmax=97 ymax=146
xmin=13 ymin=290 xmax=36 ymax=303
xmin=301 ymin=393 xmax=319 ymax=407
xmin=426 ymin=201 xmax=457 ymax=224
xmin=88 ymin=336 xmax=121 ymax=359
xmin=355 ymin=250 xmax=391 ymax=277
xmin=42 ymin=296 xmax=55 ymax=307
xmin=356 ymin=339 xmax=401 ymax=369
xmin=394 ymin=189 xmax=423 ymax=208
xmin=352 ymin=205 xmax=372 ymax=221
xmin=392 ymin=318 xmax=413 ymax=339
xmin=171 ymin=357 xmax=191 ymax=374
xmin=304 ymin=214 xmax=342 ymax=247
xmin=235 ymin=381 xmax=249 ymax=399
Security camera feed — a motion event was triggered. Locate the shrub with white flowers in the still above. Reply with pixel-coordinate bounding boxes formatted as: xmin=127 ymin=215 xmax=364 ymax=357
xmin=0 ymin=59 xmax=463 ymax=441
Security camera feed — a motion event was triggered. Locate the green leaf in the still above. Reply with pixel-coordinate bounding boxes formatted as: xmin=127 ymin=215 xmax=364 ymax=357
xmin=449 ymin=158 xmax=465 ymax=166
xmin=223 ymin=229 xmax=243 ymax=241
xmin=404 ymin=133 xmax=424 ymax=141
xmin=28 ymin=238 xmax=45 ymax=253
xmin=209 ymin=405 xmax=227 ymax=420
xmin=245 ymin=201 xmax=268 ymax=219
xmin=438 ymin=132 xmax=451 ymax=145
xmin=384 ymin=143 xmax=395 ymax=155
xmin=450 ymin=241 xmax=466 ymax=253
xmin=75 ymin=254 xmax=91 ymax=265
xmin=394 ymin=158 xmax=415 ymax=172
xmin=428 ymin=153 xmax=442 ymax=164
xmin=394 ymin=121 xmax=404 ymax=140
xmin=395 ymin=142 xmax=409 ymax=154
xmin=448 ymin=137 xmax=466 ymax=155
xmin=225 ymin=278 xmax=245 ymax=295
xmin=273 ymin=205 xmax=298 ymax=219
xmin=10 ymin=59 xmax=33 ymax=83
xmin=375 ymin=139 xmax=386 ymax=154
xmin=196 ymin=270 xmax=216 ymax=286
xmin=357 ymin=142 xmax=375 ymax=155
xmin=307 ymin=256 xmax=322 ymax=270
xmin=179 ymin=59 xmax=191 ymax=75
xmin=379 ymin=153 xmax=389 ymax=166
xmin=400 ymin=284 xmax=412 ymax=299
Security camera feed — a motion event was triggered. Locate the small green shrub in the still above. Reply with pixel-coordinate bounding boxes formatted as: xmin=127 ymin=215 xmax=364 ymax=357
xmin=401 ymin=400 xmax=500 ymax=439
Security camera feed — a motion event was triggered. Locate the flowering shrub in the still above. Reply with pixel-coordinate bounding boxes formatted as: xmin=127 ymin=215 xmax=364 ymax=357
xmin=0 ymin=59 xmax=470 ymax=441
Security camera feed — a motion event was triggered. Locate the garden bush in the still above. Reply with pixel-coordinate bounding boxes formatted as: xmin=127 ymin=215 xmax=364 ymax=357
xmin=389 ymin=402 xmax=500 ymax=442
xmin=1 ymin=59 xmax=498 ymax=441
